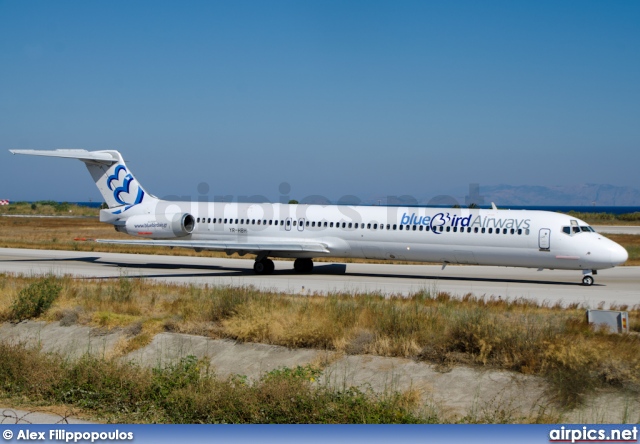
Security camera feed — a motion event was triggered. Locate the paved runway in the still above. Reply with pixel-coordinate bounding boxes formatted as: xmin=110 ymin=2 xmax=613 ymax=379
xmin=1 ymin=248 xmax=638 ymax=308
xmin=593 ymin=225 xmax=640 ymax=235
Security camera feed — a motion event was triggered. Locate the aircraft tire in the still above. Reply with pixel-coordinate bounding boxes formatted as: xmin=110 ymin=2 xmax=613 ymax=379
xmin=264 ymin=258 xmax=275 ymax=274
xmin=582 ymin=275 xmax=594 ymax=286
xmin=294 ymin=258 xmax=314 ymax=274
xmin=254 ymin=259 xmax=275 ymax=275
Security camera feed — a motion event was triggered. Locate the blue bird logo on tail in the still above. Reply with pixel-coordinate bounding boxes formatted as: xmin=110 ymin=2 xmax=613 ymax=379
xmin=106 ymin=165 xmax=144 ymax=213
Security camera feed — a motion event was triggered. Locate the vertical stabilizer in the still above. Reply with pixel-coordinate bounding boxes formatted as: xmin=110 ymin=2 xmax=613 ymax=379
xmin=9 ymin=149 xmax=154 ymax=211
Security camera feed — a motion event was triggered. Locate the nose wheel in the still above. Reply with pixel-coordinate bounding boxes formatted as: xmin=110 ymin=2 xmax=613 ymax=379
xmin=253 ymin=258 xmax=275 ymax=275
xmin=582 ymin=275 xmax=594 ymax=286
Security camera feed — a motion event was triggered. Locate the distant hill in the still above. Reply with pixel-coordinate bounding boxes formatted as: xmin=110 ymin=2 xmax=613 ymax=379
xmin=477 ymin=184 xmax=640 ymax=206
xmin=361 ymin=183 xmax=640 ymax=207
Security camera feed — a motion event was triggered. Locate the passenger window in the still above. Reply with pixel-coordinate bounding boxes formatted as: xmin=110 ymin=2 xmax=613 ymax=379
xmin=393 ymin=224 xmax=397 ymax=230
xmin=488 ymin=228 xmax=492 ymax=234
xmin=330 ymin=222 xmax=334 ymax=228
xmin=348 ymin=223 xmax=352 ymax=229
xmin=386 ymin=224 xmax=390 ymax=230
xmin=293 ymin=221 xmax=297 ymax=226
xmin=510 ymin=229 xmax=515 ymax=234
xmin=446 ymin=226 xmax=451 ymax=232
xmin=525 ymin=229 xmax=530 ymax=235
xmin=517 ymin=229 xmax=522 ymax=235
xmin=197 ymin=217 xmax=200 ymax=223
xmin=224 ymin=218 xmax=228 ymax=224
xmin=425 ymin=226 xmax=430 ymax=232
xmin=439 ymin=226 xmax=444 ymax=232
xmin=419 ymin=226 xmax=423 ymax=231
xmin=412 ymin=225 xmax=417 ymax=231
xmin=474 ymin=227 xmax=478 ymax=233
xmin=399 ymin=225 xmax=403 ymax=230
xmin=453 ymin=227 xmax=457 ymax=232
xmin=324 ymin=222 xmax=328 ymax=227
xmin=467 ymin=227 xmax=472 ymax=233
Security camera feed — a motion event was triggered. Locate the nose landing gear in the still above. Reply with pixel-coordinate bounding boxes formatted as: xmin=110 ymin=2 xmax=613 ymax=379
xmin=582 ymin=269 xmax=596 ymax=286
xmin=582 ymin=275 xmax=594 ymax=286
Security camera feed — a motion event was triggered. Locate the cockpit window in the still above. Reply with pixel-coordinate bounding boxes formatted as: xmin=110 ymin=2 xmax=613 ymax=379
xmin=562 ymin=225 xmax=596 ymax=235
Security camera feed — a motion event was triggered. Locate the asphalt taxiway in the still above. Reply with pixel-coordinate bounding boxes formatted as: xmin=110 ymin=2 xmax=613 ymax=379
xmin=1 ymin=248 xmax=638 ymax=308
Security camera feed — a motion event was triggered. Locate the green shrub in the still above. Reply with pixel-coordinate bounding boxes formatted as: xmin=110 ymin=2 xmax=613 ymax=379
xmin=9 ymin=277 xmax=62 ymax=321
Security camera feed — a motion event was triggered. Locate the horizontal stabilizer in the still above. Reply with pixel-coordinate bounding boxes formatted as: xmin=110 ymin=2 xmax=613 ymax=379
xmin=10 ymin=149 xmax=118 ymax=163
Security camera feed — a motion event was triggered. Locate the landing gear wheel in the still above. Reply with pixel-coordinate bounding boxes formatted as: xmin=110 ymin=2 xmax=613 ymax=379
xmin=254 ymin=258 xmax=275 ymax=275
xmin=264 ymin=258 xmax=275 ymax=274
xmin=582 ymin=275 xmax=594 ymax=286
xmin=293 ymin=258 xmax=314 ymax=274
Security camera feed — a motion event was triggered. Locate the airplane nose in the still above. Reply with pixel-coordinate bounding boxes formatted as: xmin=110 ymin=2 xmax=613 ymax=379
xmin=610 ymin=244 xmax=629 ymax=266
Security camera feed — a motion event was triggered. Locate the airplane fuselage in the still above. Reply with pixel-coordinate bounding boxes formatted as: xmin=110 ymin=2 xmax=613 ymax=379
xmin=112 ymin=201 xmax=628 ymax=271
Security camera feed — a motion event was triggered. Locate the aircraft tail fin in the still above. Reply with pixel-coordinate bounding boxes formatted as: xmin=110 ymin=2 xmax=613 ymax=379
xmin=9 ymin=149 xmax=154 ymax=211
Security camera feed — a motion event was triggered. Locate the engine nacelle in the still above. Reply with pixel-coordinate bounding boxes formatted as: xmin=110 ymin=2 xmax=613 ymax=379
xmin=117 ymin=213 xmax=195 ymax=238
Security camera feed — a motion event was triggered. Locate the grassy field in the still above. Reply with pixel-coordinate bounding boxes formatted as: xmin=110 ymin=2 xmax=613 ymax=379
xmin=0 ymin=342 xmax=428 ymax=424
xmin=1 ymin=275 xmax=639 ymax=420
xmin=0 ymin=201 xmax=99 ymax=217
xmin=1 ymin=214 xmax=639 ymax=265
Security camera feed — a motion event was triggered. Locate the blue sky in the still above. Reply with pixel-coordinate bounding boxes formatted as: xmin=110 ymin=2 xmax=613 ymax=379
xmin=1 ymin=1 xmax=639 ymax=203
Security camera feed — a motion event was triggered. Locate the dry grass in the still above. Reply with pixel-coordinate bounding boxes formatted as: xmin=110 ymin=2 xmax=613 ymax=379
xmin=0 ymin=202 xmax=99 ymax=217
xmin=0 ymin=342 xmax=429 ymax=423
xmin=1 ymin=275 xmax=639 ymax=408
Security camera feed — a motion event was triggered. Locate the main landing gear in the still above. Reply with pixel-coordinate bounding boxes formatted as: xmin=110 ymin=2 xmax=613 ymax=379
xmin=253 ymin=258 xmax=275 ymax=275
xmin=293 ymin=258 xmax=314 ymax=274
xmin=582 ymin=269 xmax=596 ymax=286
xmin=253 ymin=258 xmax=315 ymax=275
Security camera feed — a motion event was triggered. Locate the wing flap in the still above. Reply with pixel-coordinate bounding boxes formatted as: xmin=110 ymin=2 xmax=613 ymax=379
xmin=96 ymin=238 xmax=330 ymax=254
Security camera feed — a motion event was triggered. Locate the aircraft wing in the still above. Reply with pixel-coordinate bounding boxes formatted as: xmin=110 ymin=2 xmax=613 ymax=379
xmin=96 ymin=238 xmax=331 ymax=255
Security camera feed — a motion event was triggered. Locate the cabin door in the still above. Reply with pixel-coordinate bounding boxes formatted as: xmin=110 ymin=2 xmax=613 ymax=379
xmin=538 ymin=228 xmax=551 ymax=250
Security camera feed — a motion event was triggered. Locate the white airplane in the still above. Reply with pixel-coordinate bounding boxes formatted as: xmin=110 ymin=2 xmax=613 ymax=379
xmin=10 ymin=149 xmax=628 ymax=286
